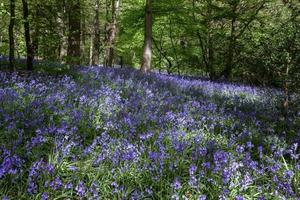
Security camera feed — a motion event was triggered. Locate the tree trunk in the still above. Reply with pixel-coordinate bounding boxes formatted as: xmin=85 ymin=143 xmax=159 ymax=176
xmin=158 ymin=30 xmax=163 ymax=72
xmin=140 ymin=0 xmax=153 ymax=73
xmin=81 ymin=14 xmax=86 ymax=64
xmin=57 ymin=1 xmax=68 ymax=62
xmin=207 ymin=29 xmax=215 ymax=79
xmin=206 ymin=0 xmax=215 ymax=79
xmin=152 ymin=36 xmax=172 ymax=74
xmin=221 ymin=2 xmax=264 ymax=79
xmin=192 ymin=0 xmax=215 ymax=79
xmin=9 ymin=0 xmax=16 ymax=71
xmin=283 ymin=63 xmax=290 ymax=121
xmin=92 ymin=0 xmax=101 ymax=66
xmin=89 ymin=34 xmax=93 ymax=66
xmin=105 ymin=0 xmax=120 ymax=67
xmin=222 ymin=4 xmax=237 ymax=79
xmin=168 ymin=15 xmax=179 ymax=75
xmin=67 ymin=0 xmax=81 ymax=65
xmin=32 ymin=3 xmax=41 ymax=60
xmin=22 ymin=0 xmax=34 ymax=71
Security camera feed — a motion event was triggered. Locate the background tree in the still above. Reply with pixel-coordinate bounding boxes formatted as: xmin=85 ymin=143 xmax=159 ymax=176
xmin=0 ymin=0 xmax=298 ymax=92
xmin=22 ymin=0 xmax=34 ymax=70
xmin=140 ymin=0 xmax=153 ymax=73
xmin=105 ymin=0 xmax=120 ymax=67
xmin=67 ymin=0 xmax=81 ymax=65
xmin=9 ymin=0 xmax=16 ymax=71
xmin=91 ymin=0 xmax=101 ymax=66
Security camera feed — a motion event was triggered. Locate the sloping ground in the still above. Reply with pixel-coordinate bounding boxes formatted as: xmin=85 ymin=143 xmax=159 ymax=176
xmin=0 ymin=66 xmax=299 ymax=199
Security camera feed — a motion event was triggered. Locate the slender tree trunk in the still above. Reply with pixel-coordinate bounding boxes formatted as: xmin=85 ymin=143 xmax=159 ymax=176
xmin=283 ymin=63 xmax=290 ymax=120
xmin=57 ymin=1 xmax=68 ymax=62
xmin=89 ymin=34 xmax=93 ymax=65
xmin=192 ymin=0 xmax=215 ymax=79
xmin=207 ymin=28 xmax=215 ymax=79
xmin=92 ymin=0 xmax=100 ymax=65
xmin=222 ymin=4 xmax=237 ymax=79
xmin=9 ymin=0 xmax=16 ymax=71
xmin=32 ymin=3 xmax=40 ymax=60
xmin=152 ymin=36 xmax=172 ymax=74
xmin=104 ymin=0 xmax=109 ymax=41
xmin=158 ymin=30 xmax=163 ymax=72
xmin=22 ymin=0 xmax=34 ymax=71
xmin=120 ymin=56 xmax=123 ymax=68
xmin=140 ymin=0 xmax=153 ymax=73
xmin=168 ymin=15 xmax=179 ymax=75
xmin=105 ymin=0 xmax=119 ymax=67
xmin=32 ymin=30 xmax=39 ymax=60
xmin=67 ymin=0 xmax=81 ymax=65
xmin=81 ymin=14 xmax=86 ymax=64
xmin=194 ymin=21 xmax=209 ymax=76
xmin=206 ymin=0 xmax=215 ymax=79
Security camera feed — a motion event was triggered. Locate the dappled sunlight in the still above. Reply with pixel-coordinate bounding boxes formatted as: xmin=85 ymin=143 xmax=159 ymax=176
xmin=0 ymin=67 xmax=299 ymax=199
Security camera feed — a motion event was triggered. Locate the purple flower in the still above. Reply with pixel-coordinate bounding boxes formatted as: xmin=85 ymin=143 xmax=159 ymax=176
xmin=50 ymin=177 xmax=62 ymax=190
xmin=2 ymin=196 xmax=9 ymax=200
xmin=64 ymin=182 xmax=73 ymax=190
xmin=222 ymin=168 xmax=231 ymax=184
xmin=235 ymin=195 xmax=244 ymax=200
xmin=27 ymin=135 xmax=46 ymax=149
xmin=288 ymin=143 xmax=299 ymax=160
xmin=27 ymin=181 xmax=38 ymax=195
xmin=199 ymin=148 xmax=207 ymax=156
xmin=28 ymin=160 xmax=54 ymax=179
xmin=188 ymin=176 xmax=197 ymax=187
xmin=235 ymin=145 xmax=244 ymax=154
xmin=44 ymin=181 xmax=49 ymax=188
xmin=246 ymin=141 xmax=254 ymax=149
xmin=222 ymin=188 xmax=230 ymax=196
xmin=41 ymin=192 xmax=49 ymax=200
xmin=111 ymin=181 xmax=118 ymax=188
xmin=68 ymin=166 xmax=77 ymax=171
xmin=171 ymin=194 xmax=179 ymax=200
xmin=75 ymin=181 xmax=86 ymax=197
xmin=148 ymin=151 xmax=160 ymax=160
xmin=172 ymin=177 xmax=182 ymax=190
xmin=214 ymin=151 xmax=229 ymax=171
xmin=89 ymin=181 xmax=99 ymax=198
xmin=145 ymin=188 xmax=153 ymax=195
xmin=198 ymin=195 xmax=206 ymax=200
xmin=0 ymin=153 xmax=23 ymax=178
xmin=241 ymin=173 xmax=253 ymax=189
xmin=258 ymin=146 xmax=263 ymax=159
xmin=202 ymin=162 xmax=211 ymax=169
xmin=189 ymin=164 xmax=197 ymax=175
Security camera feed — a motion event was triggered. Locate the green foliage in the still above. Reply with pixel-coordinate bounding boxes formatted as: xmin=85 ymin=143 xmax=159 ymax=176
xmin=0 ymin=0 xmax=299 ymax=88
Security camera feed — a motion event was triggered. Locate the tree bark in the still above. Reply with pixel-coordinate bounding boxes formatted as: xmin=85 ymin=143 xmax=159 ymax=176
xmin=22 ymin=0 xmax=34 ymax=71
xmin=192 ymin=0 xmax=215 ymax=79
xmin=157 ymin=30 xmax=163 ymax=72
xmin=57 ymin=0 xmax=68 ymax=62
xmin=32 ymin=3 xmax=41 ymax=60
xmin=152 ymin=36 xmax=172 ymax=74
xmin=105 ymin=0 xmax=120 ymax=67
xmin=9 ymin=0 xmax=16 ymax=71
xmin=222 ymin=4 xmax=237 ymax=79
xmin=92 ymin=0 xmax=101 ymax=66
xmin=67 ymin=0 xmax=81 ymax=65
xmin=221 ymin=2 xmax=265 ymax=79
xmin=283 ymin=63 xmax=290 ymax=121
xmin=168 ymin=15 xmax=180 ymax=75
xmin=140 ymin=0 xmax=153 ymax=73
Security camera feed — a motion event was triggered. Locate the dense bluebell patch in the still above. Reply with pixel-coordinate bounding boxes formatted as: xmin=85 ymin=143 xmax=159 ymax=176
xmin=0 ymin=67 xmax=299 ymax=199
